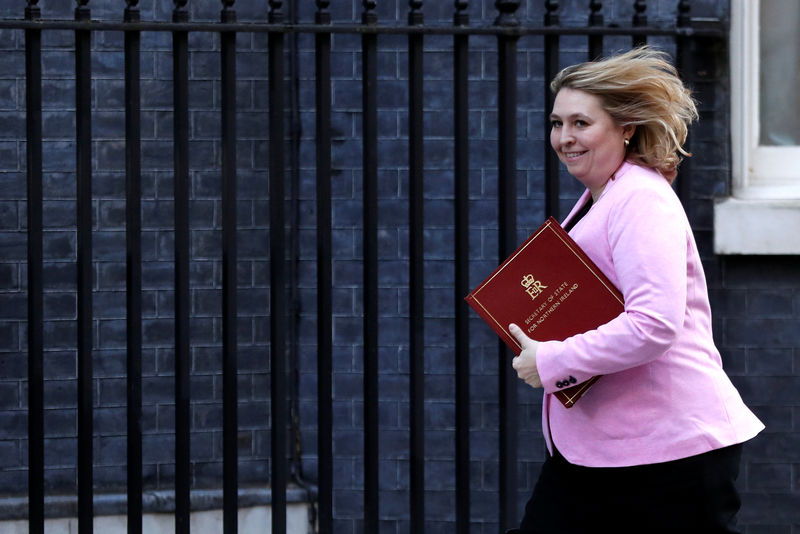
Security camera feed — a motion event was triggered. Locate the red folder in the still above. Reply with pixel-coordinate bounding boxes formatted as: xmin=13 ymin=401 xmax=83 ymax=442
xmin=465 ymin=217 xmax=624 ymax=408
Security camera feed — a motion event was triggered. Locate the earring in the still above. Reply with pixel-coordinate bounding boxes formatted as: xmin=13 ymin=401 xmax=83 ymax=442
xmin=623 ymin=138 xmax=630 ymax=147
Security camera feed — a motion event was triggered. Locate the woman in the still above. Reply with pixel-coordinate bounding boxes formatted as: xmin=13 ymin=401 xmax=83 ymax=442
xmin=507 ymin=46 xmax=764 ymax=533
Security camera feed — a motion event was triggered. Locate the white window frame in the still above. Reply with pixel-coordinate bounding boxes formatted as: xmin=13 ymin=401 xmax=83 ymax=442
xmin=714 ymin=0 xmax=800 ymax=254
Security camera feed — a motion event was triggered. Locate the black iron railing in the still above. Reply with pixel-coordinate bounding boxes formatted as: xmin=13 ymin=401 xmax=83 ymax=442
xmin=4 ymin=1 xmax=724 ymax=533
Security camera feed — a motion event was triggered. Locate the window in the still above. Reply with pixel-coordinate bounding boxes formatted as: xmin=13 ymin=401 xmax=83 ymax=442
xmin=714 ymin=0 xmax=800 ymax=254
xmin=759 ymin=1 xmax=800 ymax=147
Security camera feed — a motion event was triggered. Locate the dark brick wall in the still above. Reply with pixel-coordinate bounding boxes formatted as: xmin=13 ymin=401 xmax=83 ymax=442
xmin=1 ymin=0 xmax=795 ymax=533
xmin=715 ymin=255 xmax=800 ymax=533
xmin=676 ymin=28 xmax=800 ymax=534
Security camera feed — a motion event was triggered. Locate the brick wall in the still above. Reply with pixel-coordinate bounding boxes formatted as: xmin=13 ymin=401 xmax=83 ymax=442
xmin=0 ymin=0 xmax=280 ymax=500
xmin=715 ymin=255 xmax=800 ymax=533
xmin=2 ymin=0 xmax=797 ymax=533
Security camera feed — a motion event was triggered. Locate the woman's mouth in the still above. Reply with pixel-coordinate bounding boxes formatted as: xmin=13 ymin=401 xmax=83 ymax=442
xmin=563 ymin=150 xmax=587 ymax=160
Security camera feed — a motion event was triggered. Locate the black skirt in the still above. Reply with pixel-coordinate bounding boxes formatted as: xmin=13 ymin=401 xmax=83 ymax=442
xmin=515 ymin=443 xmax=744 ymax=534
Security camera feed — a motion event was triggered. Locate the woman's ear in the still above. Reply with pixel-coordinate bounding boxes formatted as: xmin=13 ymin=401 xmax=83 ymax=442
xmin=623 ymin=124 xmax=637 ymax=139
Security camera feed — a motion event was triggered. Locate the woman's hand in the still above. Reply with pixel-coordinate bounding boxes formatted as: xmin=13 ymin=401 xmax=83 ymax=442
xmin=509 ymin=323 xmax=542 ymax=388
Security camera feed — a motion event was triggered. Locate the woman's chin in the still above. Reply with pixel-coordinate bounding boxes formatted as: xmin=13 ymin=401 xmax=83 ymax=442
xmin=564 ymin=163 xmax=588 ymax=179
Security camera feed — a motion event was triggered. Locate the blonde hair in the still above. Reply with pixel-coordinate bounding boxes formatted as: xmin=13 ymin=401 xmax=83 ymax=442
xmin=550 ymin=46 xmax=698 ymax=183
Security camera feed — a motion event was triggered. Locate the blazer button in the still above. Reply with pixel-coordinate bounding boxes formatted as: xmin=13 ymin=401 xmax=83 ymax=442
xmin=555 ymin=381 xmax=564 ymax=388
xmin=568 ymin=376 xmax=577 ymax=384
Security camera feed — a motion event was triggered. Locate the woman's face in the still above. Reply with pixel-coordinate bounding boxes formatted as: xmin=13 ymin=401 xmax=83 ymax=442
xmin=550 ymin=87 xmax=633 ymax=197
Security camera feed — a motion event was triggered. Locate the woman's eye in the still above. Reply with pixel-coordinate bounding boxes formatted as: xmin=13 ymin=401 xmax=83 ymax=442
xmin=550 ymin=120 xmax=562 ymax=128
xmin=575 ymin=120 xmax=588 ymax=127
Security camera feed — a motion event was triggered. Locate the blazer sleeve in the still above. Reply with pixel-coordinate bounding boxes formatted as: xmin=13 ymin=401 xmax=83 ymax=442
xmin=536 ymin=184 xmax=689 ymax=394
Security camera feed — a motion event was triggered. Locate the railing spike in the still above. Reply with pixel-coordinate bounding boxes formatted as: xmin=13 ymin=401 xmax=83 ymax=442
xmin=269 ymin=0 xmax=283 ymax=23
xmin=677 ymin=0 xmax=691 ymax=27
xmin=545 ymin=0 xmax=559 ymax=26
xmin=633 ymin=0 xmax=647 ymax=26
xmin=409 ymin=0 xmax=423 ymax=25
xmin=363 ymin=0 xmax=378 ymax=24
xmin=495 ymin=0 xmax=521 ymax=26
xmin=589 ymin=0 xmax=603 ymax=26
xmin=454 ymin=0 xmax=469 ymax=25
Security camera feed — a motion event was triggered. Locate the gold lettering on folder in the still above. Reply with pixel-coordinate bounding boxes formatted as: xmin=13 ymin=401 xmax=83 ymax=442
xmin=521 ymin=274 xmax=547 ymax=301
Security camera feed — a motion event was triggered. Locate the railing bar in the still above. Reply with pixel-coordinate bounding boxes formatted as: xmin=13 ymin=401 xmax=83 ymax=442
xmin=497 ymin=12 xmax=520 ymax=530
xmin=633 ymin=0 xmax=648 ymax=47
xmin=269 ymin=7 xmax=288 ymax=533
xmin=453 ymin=4 xmax=471 ymax=531
xmin=543 ymin=10 xmax=560 ymax=220
xmin=75 ymin=4 xmax=94 ymax=532
xmin=362 ymin=6 xmax=380 ymax=532
xmin=314 ymin=6 xmax=333 ymax=534
xmin=24 ymin=5 xmax=44 ymax=533
xmin=220 ymin=7 xmax=239 ymax=534
xmin=676 ymin=7 xmax=693 ymax=207
xmin=588 ymin=1 xmax=603 ymax=60
xmin=408 ymin=3 xmax=425 ymax=530
xmin=124 ymin=5 xmax=143 ymax=534
xmin=172 ymin=5 xmax=191 ymax=533
xmin=0 ymin=20 xmax=726 ymax=37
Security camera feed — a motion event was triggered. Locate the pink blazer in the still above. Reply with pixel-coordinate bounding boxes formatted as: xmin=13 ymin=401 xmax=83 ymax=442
xmin=536 ymin=161 xmax=763 ymax=467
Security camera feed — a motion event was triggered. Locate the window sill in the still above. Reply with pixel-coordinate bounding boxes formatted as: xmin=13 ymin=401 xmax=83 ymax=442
xmin=714 ymin=197 xmax=800 ymax=254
